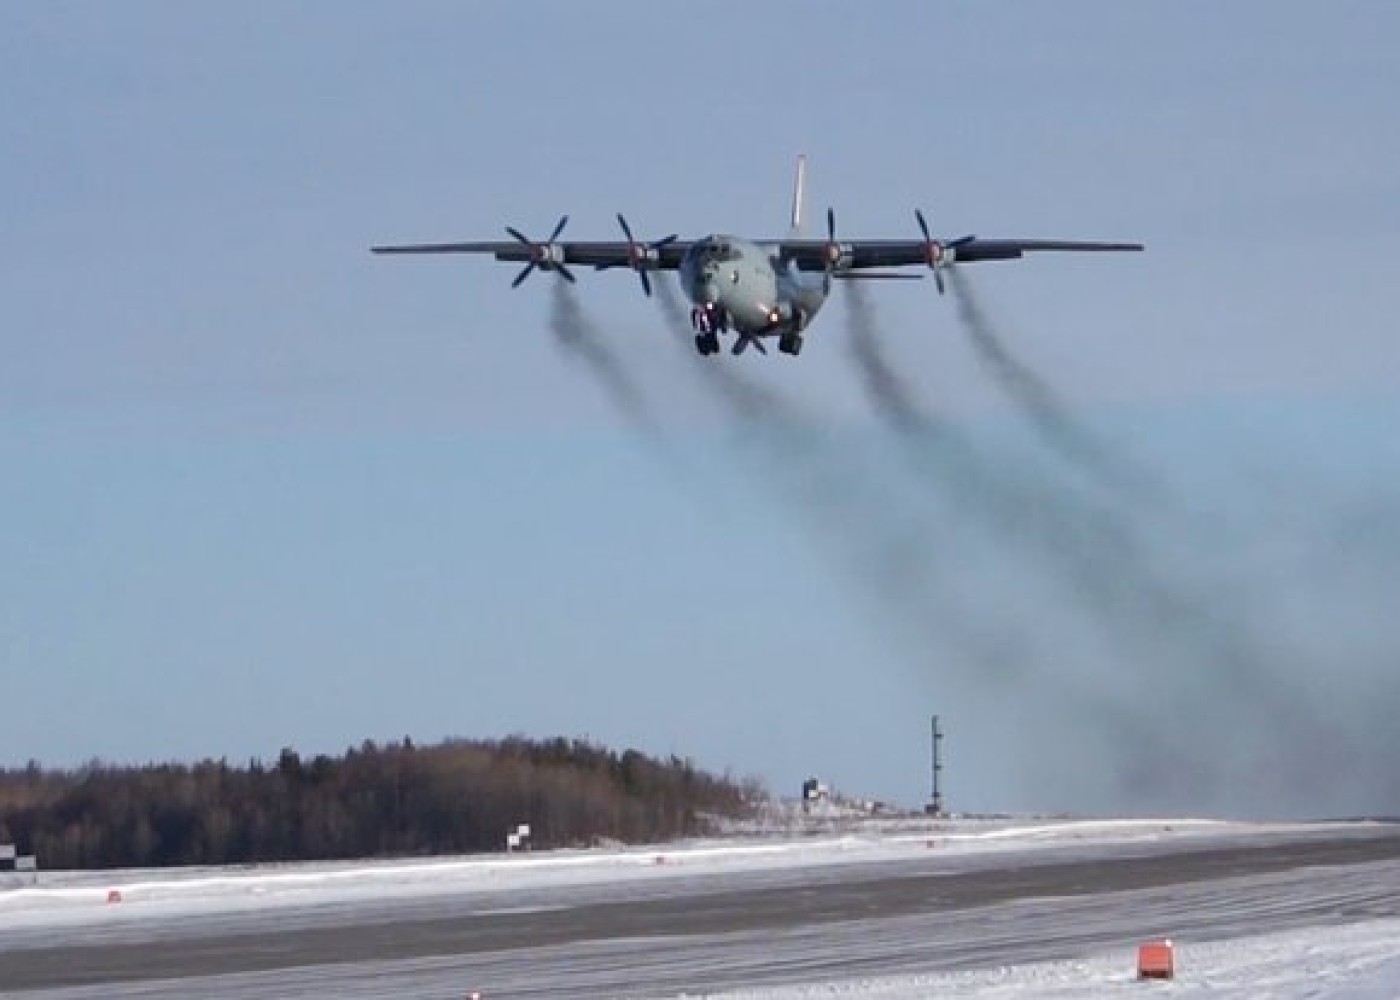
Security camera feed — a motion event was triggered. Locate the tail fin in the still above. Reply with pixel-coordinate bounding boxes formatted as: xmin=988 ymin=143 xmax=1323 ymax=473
xmin=789 ymin=155 xmax=807 ymax=237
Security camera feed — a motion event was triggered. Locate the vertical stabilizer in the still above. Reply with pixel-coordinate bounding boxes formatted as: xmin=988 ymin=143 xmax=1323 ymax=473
xmin=789 ymin=155 xmax=808 ymax=236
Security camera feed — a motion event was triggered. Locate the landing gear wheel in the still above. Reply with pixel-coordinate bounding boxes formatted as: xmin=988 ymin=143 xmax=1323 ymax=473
xmin=694 ymin=333 xmax=720 ymax=356
xmin=778 ymin=334 xmax=804 ymax=356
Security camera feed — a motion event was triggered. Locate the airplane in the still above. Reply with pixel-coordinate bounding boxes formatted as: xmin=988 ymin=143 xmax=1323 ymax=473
xmin=372 ymin=157 xmax=1142 ymax=358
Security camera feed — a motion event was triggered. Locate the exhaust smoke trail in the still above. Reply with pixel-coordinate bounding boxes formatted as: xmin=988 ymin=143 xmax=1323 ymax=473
xmin=843 ymin=280 xmax=1148 ymax=720
xmin=653 ymin=275 xmax=1012 ymax=670
xmin=653 ymin=272 xmax=691 ymax=342
xmin=841 ymin=280 xmax=1365 ymax=816
xmin=946 ymin=268 xmax=1160 ymax=503
xmin=548 ymin=280 xmax=665 ymax=442
xmin=648 ymin=275 xmax=1397 ymax=818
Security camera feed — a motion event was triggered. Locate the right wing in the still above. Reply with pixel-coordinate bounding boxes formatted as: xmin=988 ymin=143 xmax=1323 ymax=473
xmin=371 ymin=238 xmax=693 ymax=271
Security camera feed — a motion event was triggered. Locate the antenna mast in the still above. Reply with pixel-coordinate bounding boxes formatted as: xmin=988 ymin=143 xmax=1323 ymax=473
xmin=926 ymin=715 xmax=945 ymax=817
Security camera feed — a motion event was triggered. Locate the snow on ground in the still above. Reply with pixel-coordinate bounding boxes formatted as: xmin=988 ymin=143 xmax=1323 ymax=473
xmin=0 ymin=815 xmax=1365 ymax=933
xmin=3 ymin=815 xmax=1397 ymax=999
xmin=708 ymin=919 xmax=1400 ymax=1000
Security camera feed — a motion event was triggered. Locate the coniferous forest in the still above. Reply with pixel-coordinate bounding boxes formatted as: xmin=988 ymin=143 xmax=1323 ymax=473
xmin=0 ymin=738 xmax=760 ymax=869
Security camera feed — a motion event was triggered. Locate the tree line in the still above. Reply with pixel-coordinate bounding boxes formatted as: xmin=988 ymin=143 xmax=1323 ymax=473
xmin=0 ymin=737 xmax=760 ymax=869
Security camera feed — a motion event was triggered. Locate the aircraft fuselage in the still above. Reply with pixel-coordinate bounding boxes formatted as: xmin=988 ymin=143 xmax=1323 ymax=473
xmin=678 ymin=235 xmax=828 ymax=356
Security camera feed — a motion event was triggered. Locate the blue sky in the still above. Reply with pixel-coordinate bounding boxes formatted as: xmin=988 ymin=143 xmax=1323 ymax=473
xmin=3 ymin=2 xmax=1398 ymax=818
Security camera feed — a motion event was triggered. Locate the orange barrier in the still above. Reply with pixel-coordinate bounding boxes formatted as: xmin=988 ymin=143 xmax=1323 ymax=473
xmin=1137 ymin=938 xmax=1175 ymax=980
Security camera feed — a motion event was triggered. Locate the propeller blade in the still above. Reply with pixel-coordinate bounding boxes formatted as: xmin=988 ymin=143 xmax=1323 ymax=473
xmin=823 ymin=206 xmax=842 ymax=272
xmin=616 ymin=214 xmax=672 ymax=297
xmin=505 ymin=219 xmax=572 ymax=287
xmin=915 ymin=209 xmax=971 ymax=291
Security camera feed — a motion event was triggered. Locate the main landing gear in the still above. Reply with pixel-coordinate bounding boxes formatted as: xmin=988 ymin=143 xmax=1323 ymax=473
xmin=689 ymin=305 xmax=804 ymax=357
xmin=691 ymin=306 xmax=725 ymax=356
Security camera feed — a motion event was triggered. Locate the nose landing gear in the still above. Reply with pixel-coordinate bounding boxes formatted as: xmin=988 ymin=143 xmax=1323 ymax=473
xmin=778 ymin=333 xmax=804 ymax=356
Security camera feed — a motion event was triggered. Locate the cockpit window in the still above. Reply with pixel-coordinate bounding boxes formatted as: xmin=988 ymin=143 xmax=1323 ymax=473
xmin=686 ymin=238 xmax=743 ymax=264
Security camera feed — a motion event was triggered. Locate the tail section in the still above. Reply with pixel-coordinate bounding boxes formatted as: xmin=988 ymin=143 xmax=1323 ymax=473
xmin=788 ymin=154 xmax=808 ymax=237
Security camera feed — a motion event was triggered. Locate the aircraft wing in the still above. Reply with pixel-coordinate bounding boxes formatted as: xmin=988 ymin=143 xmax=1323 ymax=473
xmin=370 ymin=239 xmax=693 ymax=270
xmin=775 ymin=237 xmax=1143 ymax=271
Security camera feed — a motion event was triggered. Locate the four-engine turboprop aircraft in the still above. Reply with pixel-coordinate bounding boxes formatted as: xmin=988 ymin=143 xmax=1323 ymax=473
xmin=372 ymin=158 xmax=1143 ymax=357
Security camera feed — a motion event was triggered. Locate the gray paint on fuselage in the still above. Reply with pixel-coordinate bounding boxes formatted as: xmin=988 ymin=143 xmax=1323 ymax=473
xmin=679 ymin=235 xmax=828 ymax=338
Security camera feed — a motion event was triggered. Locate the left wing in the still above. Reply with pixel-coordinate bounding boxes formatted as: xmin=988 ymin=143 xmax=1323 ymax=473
xmin=774 ymin=237 xmax=1144 ymax=272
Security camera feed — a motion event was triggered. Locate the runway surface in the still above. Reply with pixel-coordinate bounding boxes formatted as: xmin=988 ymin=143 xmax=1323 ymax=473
xmin=3 ymin=822 xmax=1399 ymax=997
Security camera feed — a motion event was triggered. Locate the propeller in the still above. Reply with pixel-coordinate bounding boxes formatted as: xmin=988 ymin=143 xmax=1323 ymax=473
xmin=821 ymin=207 xmax=844 ymax=274
xmin=505 ymin=215 xmax=575 ymax=288
xmin=616 ymin=213 xmax=678 ymax=297
xmin=914 ymin=209 xmax=975 ymax=295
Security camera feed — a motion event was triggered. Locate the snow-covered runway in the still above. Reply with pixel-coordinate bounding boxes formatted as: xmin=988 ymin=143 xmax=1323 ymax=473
xmin=2 ymin=817 xmax=1397 ymax=998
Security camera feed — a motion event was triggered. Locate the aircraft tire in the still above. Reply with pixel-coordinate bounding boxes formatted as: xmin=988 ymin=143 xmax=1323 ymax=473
xmin=778 ymin=334 xmax=803 ymax=356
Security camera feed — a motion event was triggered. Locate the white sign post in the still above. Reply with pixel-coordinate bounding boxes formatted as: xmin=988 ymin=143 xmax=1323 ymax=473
xmin=505 ymin=823 xmax=532 ymax=853
xmin=0 ymin=845 xmax=36 ymax=887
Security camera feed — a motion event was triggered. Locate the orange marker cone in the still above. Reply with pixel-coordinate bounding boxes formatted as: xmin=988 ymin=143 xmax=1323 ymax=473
xmin=1137 ymin=938 xmax=1175 ymax=980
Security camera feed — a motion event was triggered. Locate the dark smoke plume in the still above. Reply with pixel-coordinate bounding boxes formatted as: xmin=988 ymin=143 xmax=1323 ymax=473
xmin=653 ymin=273 xmax=691 ymax=343
xmin=947 ymin=268 xmax=1161 ymax=504
xmin=653 ymin=275 xmax=1015 ymax=667
xmin=645 ymin=274 xmax=1399 ymax=818
xmin=548 ymin=280 xmax=665 ymax=442
xmin=844 ymin=282 xmax=1146 ymax=711
xmin=841 ymin=279 xmax=1368 ymax=817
